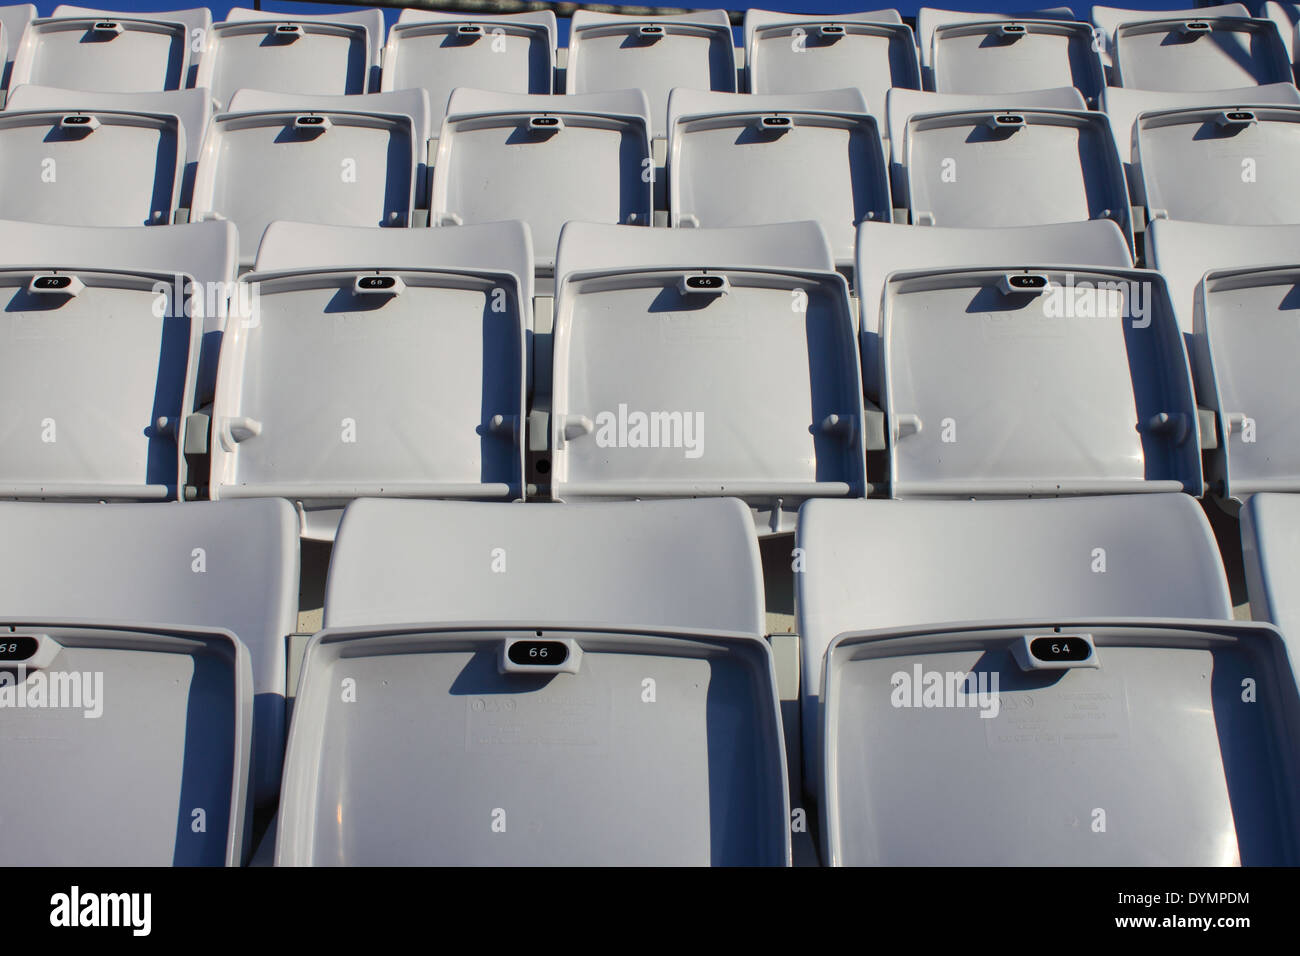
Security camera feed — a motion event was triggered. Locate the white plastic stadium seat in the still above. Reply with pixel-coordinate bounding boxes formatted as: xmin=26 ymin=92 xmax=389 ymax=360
xmin=880 ymin=265 xmax=1201 ymax=497
xmin=198 ymin=7 xmax=384 ymax=110
xmin=1147 ymin=218 xmax=1300 ymax=337
xmin=1193 ymin=265 xmax=1300 ymax=498
xmin=567 ymin=8 xmax=736 ymax=140
xmin=9 ymin=7 xmax=207 ymax=93
xmin=1112 ymin=15 xmax=1291 ymax=91
xmin=191 ymin=91 xmax=424 ymax=265
xmin=1135 ymin=105 xmax=1300 ymax=226
xmin=431 ymin=88 xmax=653 ymax=271
xmin=5 ymin=85 xmax=213 ymax=209
xmin=929 ymin=14 xmax=1104 ymax=105
xmin=549 ymin=221 xmax=867 ymax=535
xmin=0 ymin=4 xmax=35 ymax=90
xmin=273 ymin=496 xmax=790 ymax=866
xmin=743 ymin=9 xmax=919 ymax=141
xmin=208 ymin=221 xmax=530 ymax=540
xmin=916 ymin=5 xmax=1074 ymax=67
xmin=854 ymin=219 xmax=1133 ymax=398
xmin=884 ymin=86 xmax=1085 ymax=202
xmin=796 ymin=495 xmax=1300 ymax=865
xmin=381 ymin=9 xmax=556 ymax=130
xmin=47 ymin=5 xmax=210 ymax=87
xmin=1103 ymin=85 xmax=1300 ymax=203
xmin=1091 ymin=4 xmax=1250 ymax=72
xmin=1243 ymin=493 xmax=1300 ymax=673
xmin=667 ymin=88 xmax=891 ymax=266
xmin=0 ymin=496 xmax=300 ymax=852
xmin=0 ymin=218 xmax=235 ymax=502
xmin=0 ymin=102 xmax=183 ymax=226
xmin=901 ymin=105 xmax=1131 ymax=243
xmin=1264 ymin=0 xmax=1300 ymax=70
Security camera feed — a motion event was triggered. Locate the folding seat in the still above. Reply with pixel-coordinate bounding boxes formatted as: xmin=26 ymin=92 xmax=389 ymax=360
xmin=380 ymin=9 xmax=556 ymax=130
xmin=5 ymin=84 xmax=213 ymax=211
xmin=0 ymin=496 xmax=300 ymax=862
xmin=922 ymin=9 xmax=1103 ymax=105
xmin=880 ymin=265 xmax=1201 ymax=498
xmin=208 ymin=220 xmax=529 ymax=540
xmin=884 ymin=86 xmax=1086 ymax=206
xmin=1103 ymin=84 xmax=1300 ymax=206
xmin=1147 ymin=218 xmax=1300 ymax=339
xmin=0 ymin=3 xmax=34 ymax=91
xmin=798 ymin=494 xmax=1300 ymax=865
xmin=667 ymin=89 xmax=890 ymax=267
xmin=743 ymin=9 xmax=920 ymax=142
xmin=1264 ymin=1 xmax=1300 ymax=73
xmin=191 ymin=89 xmax=427 ymax=266
xmin=854 ymin=219 xmax=1133 ymax=398
xmin=567 ymin=8 xmax=736 ymax=141
xmin=1091 ymin=3 xmax=1250 ymax=74
xmin=432 ymin=89 xmax=652 ymax=271
xmin=897 ymin=98 xmax=1131 ymax=243
xmin=549 ymin=221 xmax=866 ymax=535
xmin=1134 ymin=105 xmax=1300 ymax=226
xmin=0 ymin=217 xmax=235 ymax=502
xmin=198 ymin=7 xmax=385 ymax=110
xmin=1190 ymin=265 xmax=1300 ymax=498
xmin=275 ymin=496 xmax=790 ymax=866
xmin=7 ymin=6 xmax=207 ymax=94
xmin=1243 ymin=493 xmax=1300 ymax=667
xmin=916 ymin=7 xmax=1074 ymax=66
xmin=1106 ymin=9 xmax=1290 ymax=91
xmin=0 ymin=97 xmax=184 ymax=227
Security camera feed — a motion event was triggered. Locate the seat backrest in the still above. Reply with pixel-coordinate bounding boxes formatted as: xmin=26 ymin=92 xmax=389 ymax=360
xmin=0 ymin=106 xmax=183 ymax=227
xmin=225 ymin=88 xmax=432 ymax=212
xmin=1103 ymin=83 xmax=1300 ymax=182
xmin=549 ymin=221 xmax=865 ymax=534
xmin=1264 ymin=0 xmax=1300 ymax=64
xmin=743 ymin=9 xmax=919 ymax=141
xmin=668 ymin=88 xmax=889 ymax=266
xmin=821 ymin=617 xmax=1297 ymax=865
xmin=49 ymin=5 xmax=210 ymax=87
xmin=0 ymin=498 xmax=299 ymax=809
xmin=286 ymin=496 xmax=785 ymax=866
xmin=191 ymin=100 xmax=418 ymax=265
xmin=916 ymin=5 xmax=1075 ymax=66
xmin=199 ymin=9 xmax=379 ymax=110
xmin=567 ymin=8 xmax=736 ymax=139
xmin=902 ymin=107 xmax=1131 ymax=244
xmin=1147 ymin=218 xmax=1300 ymax=336
xmin=1242 ymin=492 xmax=1300 ymax=668
xmin=208 ymin=221 xmax=530 ymax=536
xmin=6 ymin=84 xmax=212 ymax=209
xmin=326 ymin=496 xmax=765 ymax=633
xmin=884 ymin=85 xmax=1085 ymax=180
xmin=1135 ymin=105 xmax=1300 ymax=226
xmin=854 ymin=219 xmax=1134 ymax=397
xmin=1195 ymin=264 xmax=1300 ymax=498
xmin=10 ymin=11 xmax=196 ymax=92
xmin=1112 ymin=15 xmax=1291 ymax=91
xmin=431 ymin=88 xmax=653 ymax=271
xmin=223 ymin=5 xmax=384 ymax=65
xmin=380 ymin=9 xmax=556 ymax=130
xmin=1092 ymin=3 xmax=1250 ymax=49
xmin=930 ymin=17 xmax=1104 ymax=106
xmin=796 ymin=492 xmax=1233 ymax=699
xmin=0 ymin=3 xmax=35 ymax=89
xmin=881 ymin=265 xmax=1201 ymax=498
xmin=1147 ymin=220 xmax=1300 ymax=419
